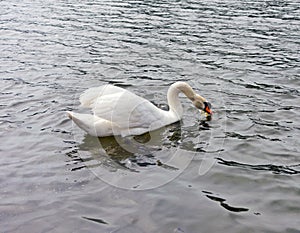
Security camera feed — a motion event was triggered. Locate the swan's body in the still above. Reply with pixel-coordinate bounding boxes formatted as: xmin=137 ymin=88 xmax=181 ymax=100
xmin=67 ymin=81 xmax=212 ymax=137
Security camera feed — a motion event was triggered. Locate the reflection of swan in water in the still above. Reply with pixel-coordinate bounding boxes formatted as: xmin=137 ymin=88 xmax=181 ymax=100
xmin=68 ymin=122 xmax=207 ymax=190
xmin=69 ymin=118 xmax=212 ymax=173
xmin=77 ymin=122 xmax=183 ymax=172
xmin=67 ymin=81 xmax=212 ymax=137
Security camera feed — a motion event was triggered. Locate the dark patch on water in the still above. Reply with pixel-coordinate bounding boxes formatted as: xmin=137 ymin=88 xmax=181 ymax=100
xmin=203 ymin=191 xmax=249 ymax=213
xmin=217 ymin=158 xmax=300 ymax=175
xmin=82 ymin=216 xmax=109 ymax=225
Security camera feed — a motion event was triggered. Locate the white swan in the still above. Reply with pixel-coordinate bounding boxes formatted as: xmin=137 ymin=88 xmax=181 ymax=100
xmin=67 ymin=81 xmax=212 ymax=137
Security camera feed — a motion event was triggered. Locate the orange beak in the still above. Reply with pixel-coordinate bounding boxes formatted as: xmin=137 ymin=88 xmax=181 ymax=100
xmin=205 ymin=105 xmax=212 ymax=115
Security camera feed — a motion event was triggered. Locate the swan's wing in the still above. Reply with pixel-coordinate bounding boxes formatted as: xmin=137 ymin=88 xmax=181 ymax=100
xmin=80 ymin=84 xmax=125 ymax=108
xmin=80 ymin=85 xmax=167 ymax=133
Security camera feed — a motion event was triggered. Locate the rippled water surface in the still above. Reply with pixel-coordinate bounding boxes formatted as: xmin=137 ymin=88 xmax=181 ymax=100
xmin=1 ymin=0 xmax=300 ymax=232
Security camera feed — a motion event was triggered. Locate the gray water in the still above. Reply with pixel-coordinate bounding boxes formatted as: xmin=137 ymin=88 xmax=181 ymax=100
xmin=1 ymin=0 xmax=300 ymax=232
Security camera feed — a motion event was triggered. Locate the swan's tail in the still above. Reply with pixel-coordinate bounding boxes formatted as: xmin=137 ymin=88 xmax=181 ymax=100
xmin=66 ymin=111 xmax=100 ymax=136
xmin=66 ymin=111 xmax=116 ymax=137
xmin=66 ymin=111 xmax=75 ymax=120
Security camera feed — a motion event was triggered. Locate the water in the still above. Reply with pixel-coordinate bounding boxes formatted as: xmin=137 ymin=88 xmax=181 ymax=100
xmin=0 ymin=0 xmax=299 ymax=232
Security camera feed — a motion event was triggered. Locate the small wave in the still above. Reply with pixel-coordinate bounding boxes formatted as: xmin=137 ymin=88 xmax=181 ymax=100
xmin=203 ymin=191 xmax=249 ymax=213
xmin=225 ymin=132 xmax=281 ymax=141
xmin=216 ymin=157 xmax=300 ymax=175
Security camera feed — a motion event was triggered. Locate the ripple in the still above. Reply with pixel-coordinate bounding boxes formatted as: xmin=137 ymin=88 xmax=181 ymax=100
xmin=217 ymin=158 xmax=300 ymax=175
xmin=203 ymin=191 xmax=249 ymax=213
xmin=82 ymin=216 xmax=109 ymax=225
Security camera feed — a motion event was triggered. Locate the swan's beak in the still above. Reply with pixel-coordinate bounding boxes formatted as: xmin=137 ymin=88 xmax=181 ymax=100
xmin=205 ymin=106 xmax=212 ymax=115
xmin=204 ymin=102 xmax=212 ymax=115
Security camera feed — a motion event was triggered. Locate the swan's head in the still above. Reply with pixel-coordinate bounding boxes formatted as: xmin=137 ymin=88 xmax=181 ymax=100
xmin=192 ymin=94 xmax=212 ymax=115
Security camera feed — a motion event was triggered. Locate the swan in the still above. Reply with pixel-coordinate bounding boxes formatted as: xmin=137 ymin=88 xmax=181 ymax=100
xmin=67 ymin=81 xmax=212 ymax=137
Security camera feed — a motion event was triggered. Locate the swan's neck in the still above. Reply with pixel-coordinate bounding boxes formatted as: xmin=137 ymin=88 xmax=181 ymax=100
xmin=167 ymin=82 xmax=196 ymax=119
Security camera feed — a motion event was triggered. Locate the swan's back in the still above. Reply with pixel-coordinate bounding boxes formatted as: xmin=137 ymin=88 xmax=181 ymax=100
xmin=80 ymin=85 xmax=125 ymax=108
